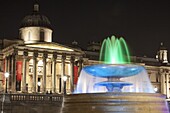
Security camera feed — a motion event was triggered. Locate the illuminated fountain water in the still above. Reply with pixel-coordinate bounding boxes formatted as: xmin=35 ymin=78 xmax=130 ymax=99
xmin=99 ymin=35 xmax=130 ymax=64
xmin=61 ymin=35 xmax=169 ymax=113
xmin=75 ymin=35 xmax=155 ymax=93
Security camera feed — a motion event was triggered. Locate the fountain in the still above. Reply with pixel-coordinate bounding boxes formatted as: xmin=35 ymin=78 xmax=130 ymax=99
xmin=99 ymin=35 xmax=130 ymax=64
xmin=61 ymin=35 xmax=169 ymax=113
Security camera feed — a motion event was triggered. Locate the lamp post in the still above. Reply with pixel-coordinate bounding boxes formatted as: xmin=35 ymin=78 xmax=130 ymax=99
xmin=4 ymin=72 xmax=9 ymax=93
xmin=63 ymin=75 xmax=67 ymax=95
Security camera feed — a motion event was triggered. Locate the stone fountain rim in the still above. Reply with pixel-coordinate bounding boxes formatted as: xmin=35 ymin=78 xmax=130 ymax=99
xmin=83 ymin=63 xmax=145 ymax=78
xmin=70 ymin=92 xmax=164 ymax=96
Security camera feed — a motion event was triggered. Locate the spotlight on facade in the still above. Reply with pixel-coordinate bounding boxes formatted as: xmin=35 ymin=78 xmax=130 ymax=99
xmin=154 ymin=86 xmax=158 ymax=92
xmin=63 ymin=75 xmax=67 ymax=82
xmin=4 ymin=72 xmax=9 ymax=93
xmin=63 ymin=75 xmax=67 ymax=95
xmin=37 ymin=81 xmax=41 ymax=86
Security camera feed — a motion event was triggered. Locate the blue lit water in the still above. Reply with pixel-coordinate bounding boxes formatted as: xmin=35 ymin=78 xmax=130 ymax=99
xmin=74 ymin=64 xmax=155 ymax=93
xmin=83 ymin=64 xmax=144 ymax=77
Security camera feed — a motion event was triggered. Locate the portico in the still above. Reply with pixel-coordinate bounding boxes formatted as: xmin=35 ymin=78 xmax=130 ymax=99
xmin=2 ymin=42 xmax=84 ymax=93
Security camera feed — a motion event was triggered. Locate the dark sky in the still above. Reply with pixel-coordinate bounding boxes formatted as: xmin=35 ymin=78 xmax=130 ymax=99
xmin=0 ymin=0 xmax=170 ymax=58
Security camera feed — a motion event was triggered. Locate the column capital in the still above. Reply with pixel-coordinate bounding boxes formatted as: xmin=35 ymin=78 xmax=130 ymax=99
xmin=78 ymin=57 xmax=83 ymax=63
xmin=23 ymin=51 xmax=28 ymax=56
xmin=53 ymin=52 xmax=57 ymax=59
xmin=12 ymin=53 xmax=17 ymax=60
xmin=33 ymin=52 xmax=38 ymax=58
xmin=43 ymin=53 xmax=48 ymax=59
xmin=12 ymin=49 xmax=18 ymax=56
xmin=70 ymin=56 xmax=75 ymax=63
xmin=62 ymin=54 xmax=66 ymax=60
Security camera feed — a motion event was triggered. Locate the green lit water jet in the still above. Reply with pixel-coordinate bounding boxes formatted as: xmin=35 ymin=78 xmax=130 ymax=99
xmin=99 ymin=35 xmax=131 ymax=64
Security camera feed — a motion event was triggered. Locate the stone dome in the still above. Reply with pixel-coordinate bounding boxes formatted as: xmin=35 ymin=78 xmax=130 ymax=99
xmin=20 ymin=3 xmax=52 ymax=29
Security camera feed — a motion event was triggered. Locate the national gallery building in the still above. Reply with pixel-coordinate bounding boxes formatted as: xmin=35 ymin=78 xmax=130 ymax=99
xmin=0 ymin=2 xmax=170 ymax=100
xmin=0 ymin=3 xmax=84 ymax=94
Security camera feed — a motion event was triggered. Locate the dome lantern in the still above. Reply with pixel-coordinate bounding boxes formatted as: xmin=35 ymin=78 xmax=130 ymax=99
xmin=33 ymin=3 xmax=39 ymax=12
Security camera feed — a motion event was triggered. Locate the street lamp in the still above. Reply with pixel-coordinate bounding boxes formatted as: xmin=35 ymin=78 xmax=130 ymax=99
xmin=154 ymin=86 xmax=158 ymax=93
xmin=63 ymin=75 xmax=67 ymax=95
xmin=37 ymin=81 xmax=41 ymax=92
xmin=4 ymin=72 xmax=9 ymax=93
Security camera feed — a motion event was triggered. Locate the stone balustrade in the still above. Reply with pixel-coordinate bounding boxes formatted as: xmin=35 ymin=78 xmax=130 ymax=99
xmin=0 ymin=93 xmax=63 ymax=113
xmin=9 ymin=93 xmax=63 ymax=102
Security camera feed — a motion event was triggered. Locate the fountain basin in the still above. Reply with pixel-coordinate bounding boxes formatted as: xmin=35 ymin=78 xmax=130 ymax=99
xmin=83 ymin=64 xmax=144 ymax=78
xmin=95 ymin=81 xmax=133 ymax=87
xmin=75 ymin=64 xmax=155 ymax=93
xmin=62 ymin=93 xmax=169 ymax=113
xmin=95 ymin=81 xmax=133 ymax=92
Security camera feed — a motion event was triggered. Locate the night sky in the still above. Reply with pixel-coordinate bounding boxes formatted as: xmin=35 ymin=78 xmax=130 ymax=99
xmin=0 ymin=0 xmax=170 ymax=58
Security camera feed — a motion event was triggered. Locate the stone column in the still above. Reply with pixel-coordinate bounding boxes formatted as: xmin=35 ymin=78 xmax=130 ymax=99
xmin=52 ymin=53 xmax=57 ymax=93
xmin=70 ymin=56 xmax=75 ymax=93
xmin=43 ymin=53 xmax=48 ymax=93
xmin=166 ymin=73 xmax=169 ymax=98
xmin=4 ymin=57 xmax=8 ymax=73
xmin=61 ymin=54 xmax=66 ymax=94
xmin=161 ymin=72 xmax=166 ymax=94
xmin=11 ymin=52 xmax=17 ymax=92
xmin=32 ymin=52 xmax=38 ymax=93
xmin=78 ymin=58 xmax=83 ymax=76
xmin=22 ymin=51 xmax=28 ymax=92
xmin=8 ymin=55 xmax=12 ymax=92
xmin=46 ymin=61 xmax=51 ymax=91
xmin=5 ymin=56 xmax=9 ymax=92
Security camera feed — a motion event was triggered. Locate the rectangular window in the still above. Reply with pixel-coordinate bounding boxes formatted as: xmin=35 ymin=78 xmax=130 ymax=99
xmin=40 ymin=31 xmax=44 ymax=42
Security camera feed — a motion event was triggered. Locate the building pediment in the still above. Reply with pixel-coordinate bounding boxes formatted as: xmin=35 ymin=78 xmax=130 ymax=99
xmin=24 ymin=42 xmax=75 ymax=52
xmin=2 ymin=42 xmax=84 ymax=57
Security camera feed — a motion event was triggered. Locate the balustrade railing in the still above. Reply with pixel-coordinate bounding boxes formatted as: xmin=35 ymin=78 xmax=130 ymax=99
xmin=0 ymin=93 xmax=63 ymax=103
